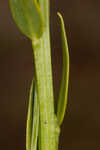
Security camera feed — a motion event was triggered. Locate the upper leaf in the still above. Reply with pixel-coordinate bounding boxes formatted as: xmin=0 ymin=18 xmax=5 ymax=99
xmin=9 ymin=0 xmax=44 ymax=39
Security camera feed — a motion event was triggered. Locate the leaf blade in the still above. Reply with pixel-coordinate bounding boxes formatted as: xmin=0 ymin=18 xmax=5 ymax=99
xmin=26 ymin=80 xmax=34 ymax=150
xmin=57 ymin=12 xmax=69 ymax=126
xmin=9 ymin=0 xmax=44 ymax=39
xmin=31 ymin=82 xmax=39 ymax=150
xmin=26 ymin=80 xmax=39 ymax=150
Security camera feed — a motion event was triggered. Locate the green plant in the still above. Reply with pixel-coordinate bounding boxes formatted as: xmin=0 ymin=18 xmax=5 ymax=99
xmin=9 ymin=0 xmax=69 ymax=150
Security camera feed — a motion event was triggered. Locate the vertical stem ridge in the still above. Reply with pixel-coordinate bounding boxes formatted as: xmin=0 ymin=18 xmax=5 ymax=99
xmin=32 ymin=29 xmax=55 ymax=150
xmin=32 ymin=0 xmax=56 ymax=150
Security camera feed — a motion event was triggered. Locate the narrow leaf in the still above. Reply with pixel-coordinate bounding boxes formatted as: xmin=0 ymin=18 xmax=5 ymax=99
xmin=31 ymin=82 xmax=39 ymax=150
xmin=26 ymin=80 xmax=39 ymax=150
xmin=9 ymin=0 xmax=44 ymax=39
xmin=57 ymin=13 xmax=69 ymax=126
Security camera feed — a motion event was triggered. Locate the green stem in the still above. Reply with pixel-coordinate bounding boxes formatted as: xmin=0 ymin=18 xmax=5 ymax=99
xmin=32 ymin=0 xmax=56 ymax=150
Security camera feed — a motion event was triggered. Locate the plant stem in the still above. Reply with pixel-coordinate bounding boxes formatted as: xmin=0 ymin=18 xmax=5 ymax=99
xmin=32 ymin=0 xmax=56 ymax=150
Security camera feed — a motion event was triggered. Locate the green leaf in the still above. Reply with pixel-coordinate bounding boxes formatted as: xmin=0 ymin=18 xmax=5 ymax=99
xmin=9 ymin=0 xmax=44 ymax=39
xmin=31 ymin=83 xmax=39 ymax=150
xmin=57 ymin=13 xmax=69 ymax=126
xmin=26 ymin=80 xmax=39 ymax=150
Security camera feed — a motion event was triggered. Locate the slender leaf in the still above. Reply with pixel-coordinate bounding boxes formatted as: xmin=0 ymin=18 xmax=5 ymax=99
xmin=26 ymin=80 xmax=39 ymax=150
xmin=31 ymin=82 xmax=39 ymax=150
xmin=57 ymin=13 xmax=69 ymax=126
xmin=9 ymin=0 xmax=44 ymax=39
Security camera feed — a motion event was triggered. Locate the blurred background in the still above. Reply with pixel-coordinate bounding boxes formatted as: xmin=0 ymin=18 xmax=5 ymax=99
xmin=0 ymin=0 xmax=100 ymax=150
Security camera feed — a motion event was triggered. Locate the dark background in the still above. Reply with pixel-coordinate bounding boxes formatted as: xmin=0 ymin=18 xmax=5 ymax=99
xmin=0 ymin=0 xmax=100 ymax=150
